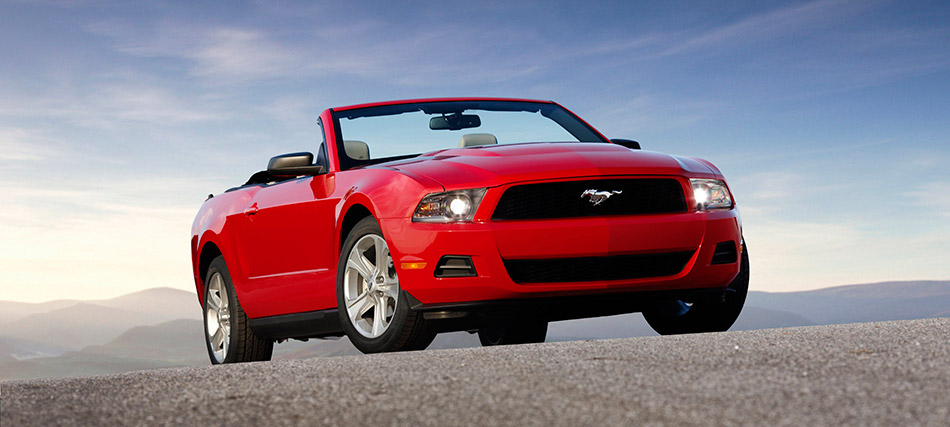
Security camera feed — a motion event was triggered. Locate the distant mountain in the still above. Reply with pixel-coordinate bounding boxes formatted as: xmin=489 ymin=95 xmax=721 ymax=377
xmin=732 ymin=306 xmax=814 ymax=330
xmin=0 ymin=319 xmax=481 ymax=380
xmin=0 ymin=303 xmax=175 ymax=353
xmin=0 ymin=287 xmax=198 ymax=325
xmin=83 ymin=319 xmax=207 ymax=363
xmin=0 ymin=288 xmax=200 ymax=355
xmin=745 ymin=280 xmax=950 ymax=325
xmin=0 ymin=351 xmax=189 ymax=381
xmin=548 ymin=313 xmax=656 ymax=341
xmin=0 ymin=340 xmax=18 ymax=362
xmin=91 ymin=287 xmax=201 ymax=321
xmin=0 ymin=299 xmax=80 ymax=324
xmin=1 ymin=280 xmax=947 ymax=381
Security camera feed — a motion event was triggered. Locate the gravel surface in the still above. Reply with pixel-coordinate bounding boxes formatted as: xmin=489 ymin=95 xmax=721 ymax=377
xmin=3 ymin=318 xmax=949 ymax=426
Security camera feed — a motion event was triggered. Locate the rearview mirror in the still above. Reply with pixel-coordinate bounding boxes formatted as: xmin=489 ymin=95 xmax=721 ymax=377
xmin=611 ymin=139 xmax=641 ymax=150
xmin=429 ymin=113 xmax=481 ymax=131
xmin=267 ymin=152 xmax=324 ymax=176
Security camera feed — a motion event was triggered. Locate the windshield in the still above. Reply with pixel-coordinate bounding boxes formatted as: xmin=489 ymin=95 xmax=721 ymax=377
xmin=333 ymin=100 xmax=607 ymax=170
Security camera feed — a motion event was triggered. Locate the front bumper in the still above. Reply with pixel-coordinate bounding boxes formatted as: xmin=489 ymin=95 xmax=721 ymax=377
xmin=381 ymin=208 xmax=741 ymax=306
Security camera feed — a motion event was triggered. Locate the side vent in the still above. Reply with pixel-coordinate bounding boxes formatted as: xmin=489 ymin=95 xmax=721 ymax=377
xmin=434 ymin=256 xmax=477 ymax=278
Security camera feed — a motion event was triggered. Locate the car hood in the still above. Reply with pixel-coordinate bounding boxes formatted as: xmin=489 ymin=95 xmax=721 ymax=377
xmin=376 ymin=142 xmax=718 ymax=189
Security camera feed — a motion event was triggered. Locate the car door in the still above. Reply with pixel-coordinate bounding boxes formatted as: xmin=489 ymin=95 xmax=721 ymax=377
xmin=235 ymin=170 xmax=339 ymax=317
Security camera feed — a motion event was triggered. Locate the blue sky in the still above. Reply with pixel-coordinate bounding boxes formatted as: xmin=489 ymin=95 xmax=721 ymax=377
xmin=1 ymin=0 xmax=948 ymax=302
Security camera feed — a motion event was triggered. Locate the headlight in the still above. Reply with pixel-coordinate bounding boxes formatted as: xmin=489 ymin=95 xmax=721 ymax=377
xmin=690 ymin=179 xmax=733 ymax=210
xmin=413 ymin=189 xmax=487 ymax=222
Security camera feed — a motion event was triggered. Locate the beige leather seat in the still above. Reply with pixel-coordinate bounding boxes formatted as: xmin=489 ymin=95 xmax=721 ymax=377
xmin=344 ymin=140 xmax=370 ymax=160
xmin=458 ymin=133 xmax=498 ymax=148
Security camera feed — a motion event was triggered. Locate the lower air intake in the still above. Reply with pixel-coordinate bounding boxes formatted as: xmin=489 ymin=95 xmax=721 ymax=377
xmin=503 ymin=251 xmax=694 ymax=284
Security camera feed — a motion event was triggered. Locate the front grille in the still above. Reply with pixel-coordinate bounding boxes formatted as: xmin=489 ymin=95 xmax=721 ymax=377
xmin=503 ymin=251 xmax=694 ymax=284
xmin=491 ymin=178 xmax=686 ymax=220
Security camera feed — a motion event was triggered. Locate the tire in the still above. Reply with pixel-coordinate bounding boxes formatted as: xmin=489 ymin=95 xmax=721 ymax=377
xmin=478 ymin=321 xmax=548 ymax=346
xmin=337 ymin=217 xmax=436 ymax=353
xmin=643 ymin=240 xmax=750 ymax=335
xmin=203 ymin=256 xmax=273 ymax=364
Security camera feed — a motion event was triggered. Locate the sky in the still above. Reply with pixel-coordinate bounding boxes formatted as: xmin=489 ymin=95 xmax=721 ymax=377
xmin=1 ymin=0 xmax=948 ymax=302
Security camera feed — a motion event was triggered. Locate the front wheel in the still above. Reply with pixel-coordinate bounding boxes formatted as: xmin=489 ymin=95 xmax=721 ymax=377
xmin=643 ymin=240 xmax=750 ymax=335
xmin=203 ymin=256 xmax=273 ymax=364
xmin=337 ymin=217 xmax=435 ymax=353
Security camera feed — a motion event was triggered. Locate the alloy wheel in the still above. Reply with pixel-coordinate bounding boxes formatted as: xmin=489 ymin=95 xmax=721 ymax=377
xmin=205 ymin=272 xmax=231 ymax=363
xmin=343 ymin=234 xmax=399 ymax=338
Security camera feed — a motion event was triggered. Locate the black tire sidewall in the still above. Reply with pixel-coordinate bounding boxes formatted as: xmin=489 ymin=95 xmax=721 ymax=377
xmin=644 ymin=240 xmax=750 ymax=335
xmin=336 ymin=217 xmax=414 ymax=353
xmin=203 ymin=256 xmax=240 ymax=364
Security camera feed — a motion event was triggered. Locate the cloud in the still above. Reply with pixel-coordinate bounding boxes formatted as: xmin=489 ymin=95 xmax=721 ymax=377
xmin=660 ymin=0 xmax=851 ymax=56
xmin=0 ymin=127 xmax=61 ymax=162
xmin=89 ymin=20 xmax=386 ymax=83
xmin=86 ymin=13 xmax=568 ymax=89
xmin=0 ymin=80 xmax=230 ymax=130
xmin=172 ymin=28 xmax=310 ymax=80
xmin=905 ymin=181 xmax=950 ymax=217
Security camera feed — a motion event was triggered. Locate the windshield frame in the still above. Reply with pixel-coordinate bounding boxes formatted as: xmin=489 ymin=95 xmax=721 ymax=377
xmin=329 ymin=99 xmax=610 ymax=171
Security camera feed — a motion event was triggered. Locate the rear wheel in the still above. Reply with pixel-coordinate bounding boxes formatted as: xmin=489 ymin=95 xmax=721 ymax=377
xmin=478 ymin=321 xmax=548 ymax=346
xmin=643 ymin=240 xmax=749 ymax=335
xmin=337 ymin=217 xmax=435 ymax=353
xmin=203 ymin=256 xmax=273 ymax=364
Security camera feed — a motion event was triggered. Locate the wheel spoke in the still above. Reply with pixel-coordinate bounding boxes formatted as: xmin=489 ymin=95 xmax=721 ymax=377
xmin=371 ymin=295 xmax=384 ymax=336
xmin=206 ymin=314 xmax=219 ymax=337
xmin=348 ymin=293 xmax=373 ymax=323
xmin=211 ymin=326 xmax=225 ymax=350
xmin=346 ymin=256 xmax=373 ymax=282
xmin=206 ymin=294 xmax=220 ymax=313
xmin=347 ymin=290 xmax=370 ymax=311
xmin=347 ymin=259 xmax=369 ymax=281
xmin=378 ymin=285 xmax=399 ymax=302
xmin=377 ymin=294 xmax=390 ymax=321
xmin=374 ymin=237 xmax=387 ymax=276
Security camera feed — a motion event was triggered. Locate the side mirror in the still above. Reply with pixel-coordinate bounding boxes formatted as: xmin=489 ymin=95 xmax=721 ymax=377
xmin=611 ymin=139 xmax=641 ymax=150
xmin=267 ymin=152 xmax=324 ymax=176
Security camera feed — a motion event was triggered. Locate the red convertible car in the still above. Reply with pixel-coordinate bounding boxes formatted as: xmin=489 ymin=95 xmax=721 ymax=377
xmin=190 ymin=98 xmax=748 ymax=364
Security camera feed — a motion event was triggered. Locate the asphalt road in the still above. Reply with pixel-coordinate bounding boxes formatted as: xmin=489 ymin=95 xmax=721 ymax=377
xmin=3 ymin=318 xmax=949 ymax=426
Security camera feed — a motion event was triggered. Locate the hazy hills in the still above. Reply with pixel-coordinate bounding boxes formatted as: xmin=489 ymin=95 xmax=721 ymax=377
xmin=745 ymin=281 xmax=950 ymax=324
xmin=0 ymin=287 xmax=202 ymax=358
xmin=1 ymin=280 xmax=947 ymax=381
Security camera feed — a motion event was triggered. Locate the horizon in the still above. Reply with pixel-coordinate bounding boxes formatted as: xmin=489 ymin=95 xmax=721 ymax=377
xmin=2 ymin=0 xmax=949 ymax=302
xmin=4 ymin=279 xmax=950 ymax=305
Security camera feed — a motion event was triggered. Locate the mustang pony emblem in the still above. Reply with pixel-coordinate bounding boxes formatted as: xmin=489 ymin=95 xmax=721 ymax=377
xmin=581 ymin=189 xmax=622 ymax=206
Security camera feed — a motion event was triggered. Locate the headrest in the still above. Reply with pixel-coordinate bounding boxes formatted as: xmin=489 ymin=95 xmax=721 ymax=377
xmin=458 ymin=133 xmax=498 ymax=148
xmin=344 ymin=140 xmax=370 ymax=160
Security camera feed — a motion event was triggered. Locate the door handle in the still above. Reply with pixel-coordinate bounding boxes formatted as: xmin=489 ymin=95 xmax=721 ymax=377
xmin=244 ymin=203 xmax=259 ymax=216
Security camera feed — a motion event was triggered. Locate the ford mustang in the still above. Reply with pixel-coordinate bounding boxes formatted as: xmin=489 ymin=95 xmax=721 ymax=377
xmin=190 ymin=97 xmax=748 ymax=364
